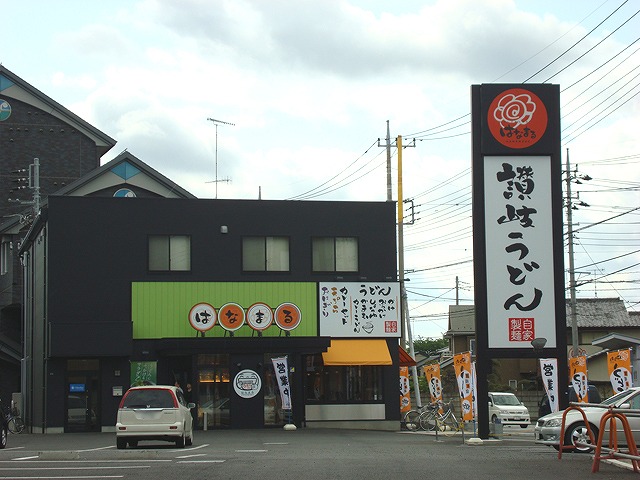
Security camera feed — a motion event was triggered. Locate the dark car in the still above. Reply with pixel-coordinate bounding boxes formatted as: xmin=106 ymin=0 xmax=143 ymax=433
xmin=0 ymin=398 xmax=8 ymax=449
xmin=538 ymin=384 xmax=602 ymax=418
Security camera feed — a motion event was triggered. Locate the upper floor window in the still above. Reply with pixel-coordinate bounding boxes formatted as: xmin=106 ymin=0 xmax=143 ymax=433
xmin=242 ymin=236 xmax=289 ymax=272
xmin=312 ymin=237 xmax=358 ymax=272
xmin=148 ymin=235 xmax=191 ymax=271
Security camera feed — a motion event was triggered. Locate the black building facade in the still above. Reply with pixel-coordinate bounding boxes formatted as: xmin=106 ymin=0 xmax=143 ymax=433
xmin=21 ymin=196 xmax=402 ymax=432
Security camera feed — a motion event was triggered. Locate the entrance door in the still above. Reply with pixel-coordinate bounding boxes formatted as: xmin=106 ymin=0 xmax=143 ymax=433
xmin=230 ymin=353 xmax=265 ymax=429
xmin=197 ymin=354 xmax=230 ymax=429
xmin=65 ymin=360 xmax=100 ymax=432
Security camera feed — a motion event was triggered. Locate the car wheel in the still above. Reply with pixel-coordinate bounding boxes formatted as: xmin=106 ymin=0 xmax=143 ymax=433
xmin=176 ymin=432 xmax=185 ymax=448
xmin=116 ymin=438 xmax=127 ymax=450
xmin=0 ymin=425 xmax=7 ymax=449
xmin=565 ymin=422 xmax=597 ymax=453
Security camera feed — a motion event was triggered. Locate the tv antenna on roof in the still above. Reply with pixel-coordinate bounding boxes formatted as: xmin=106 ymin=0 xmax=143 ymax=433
xmin=206 ymin=118 xmax=235 ymax=199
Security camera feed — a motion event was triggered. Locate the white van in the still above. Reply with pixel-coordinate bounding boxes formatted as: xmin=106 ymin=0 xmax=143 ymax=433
xmin=488 ymin=392 xmax=530 ymax=428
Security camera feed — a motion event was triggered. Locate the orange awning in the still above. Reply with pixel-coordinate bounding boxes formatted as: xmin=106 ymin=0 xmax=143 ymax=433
xmin=398 ymin=346 xmax=416 ymax=366
xmin=322 ymin=339 xmax=393 ymax=366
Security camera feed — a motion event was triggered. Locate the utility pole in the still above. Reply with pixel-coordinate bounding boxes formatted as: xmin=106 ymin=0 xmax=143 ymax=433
xmin=206 ymin=118 xmax=234 ymax=198
xmin=397 ymin=135 xmax=421 ymax=408
xmin=377 ymin=121 xmax=394 ymax=202
xmin=565 ymin=148 xmax=591 ymax=357
xmin=566 ymin=150 xmax=579 ymax=356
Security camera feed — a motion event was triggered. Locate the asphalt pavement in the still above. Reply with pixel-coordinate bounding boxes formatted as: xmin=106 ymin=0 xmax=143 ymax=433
xmin=0 ymin=425 xmax=637 ymax=480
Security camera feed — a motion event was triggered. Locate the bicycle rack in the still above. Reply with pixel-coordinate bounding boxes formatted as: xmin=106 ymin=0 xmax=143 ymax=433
xmin=557 ymin=404 xmax=596 ymax=459
xmin=592 ymin=408 xmax=640 ymax=473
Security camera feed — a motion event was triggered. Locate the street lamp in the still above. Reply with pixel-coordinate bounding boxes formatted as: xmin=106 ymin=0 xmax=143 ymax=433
xmin=531 ymin=337 xmax=547 ymax=354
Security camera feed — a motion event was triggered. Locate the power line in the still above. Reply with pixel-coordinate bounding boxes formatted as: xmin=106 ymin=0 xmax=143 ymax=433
xmin=523 ymin=0 xmax=630 ymax=82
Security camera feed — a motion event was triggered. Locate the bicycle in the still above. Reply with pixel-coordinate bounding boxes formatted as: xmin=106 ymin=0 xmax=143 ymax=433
xmin=418 ymin=401 xmax=444 ymax=431
xmin=4 ymin=406 xmax=24 ymax=434
xmin=402 ymin=404 xmax=431 ymax=431
xmin=434 ymin=401 xmax=465 ymax=437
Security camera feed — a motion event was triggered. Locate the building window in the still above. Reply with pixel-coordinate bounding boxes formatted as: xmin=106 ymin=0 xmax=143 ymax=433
xmin=312 ymin=237 xmax=358 ymax=272
xmin=0 ymin=241 xmax=10 ymax=275
xmin=148 ymin=235 xmax=191 ymax=271
xmin=242 ymin=236 xmax=289 ymax=272
xmin=304 ymin=354 xmax=383 ymax=403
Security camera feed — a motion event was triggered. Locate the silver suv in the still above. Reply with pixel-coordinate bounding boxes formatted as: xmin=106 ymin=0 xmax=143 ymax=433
xmin=116 ymin=385 xmax=195 ymax=449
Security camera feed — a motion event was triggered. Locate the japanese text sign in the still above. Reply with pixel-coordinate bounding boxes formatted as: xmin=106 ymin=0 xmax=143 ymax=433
xmin=484 ymin=155 xmax=557 ymax=348
xmin=319 ymin=282 xmax=400 ymax=337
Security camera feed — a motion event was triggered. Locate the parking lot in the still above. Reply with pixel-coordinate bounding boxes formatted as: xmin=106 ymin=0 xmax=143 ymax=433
xmin=0 ymin=426 xmax=637 ymax=480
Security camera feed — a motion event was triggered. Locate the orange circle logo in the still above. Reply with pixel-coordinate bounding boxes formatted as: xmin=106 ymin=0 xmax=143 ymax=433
xmin=274 ymin=303 xmax=301 ymax=331
xmin=487 ymin=88 xmax=547 ymax=149
xmin=218 ymin=302 xmax=246 ymax=331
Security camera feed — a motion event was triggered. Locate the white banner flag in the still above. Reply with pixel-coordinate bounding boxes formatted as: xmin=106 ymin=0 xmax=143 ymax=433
xmin=540 ymin=358 xmax=559 ymax=413
xmin=271 ymin=356 xmax=292 ymax=410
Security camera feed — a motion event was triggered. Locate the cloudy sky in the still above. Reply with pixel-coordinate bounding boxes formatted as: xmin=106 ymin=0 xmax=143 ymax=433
xmin=3 ymin=0 xmax=639 ymax=339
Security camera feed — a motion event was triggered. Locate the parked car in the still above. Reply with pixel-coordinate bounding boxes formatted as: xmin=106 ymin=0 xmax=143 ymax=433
xmin=116 ymin=385 xmax=195 ymax=449
xmin=488 ymin=392 xmax=530 ymax=428
xmin=0 ymin=398 xmax=7 ymax=449
xmin=538 ymin=384 xmax=602 ymax=418
xmin=535 ymin=386 xmax=640 ymax=453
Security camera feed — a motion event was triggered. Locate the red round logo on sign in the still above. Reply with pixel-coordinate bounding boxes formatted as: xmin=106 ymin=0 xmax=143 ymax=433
xmin=487 ymin=88 xmax=547 ymax=149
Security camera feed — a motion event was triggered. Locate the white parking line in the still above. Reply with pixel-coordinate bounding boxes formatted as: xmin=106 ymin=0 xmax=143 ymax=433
xmin=175 ymin=453 xmax=207 ymax=459
xmin=0 ymin=466 xmax=149 ymax=470
xmin=264 ymin=442 xmax=288 ymax=445
xmin=235 ymin=449 xmax=267 ymax=453
xmin=176 ymin=460 xmax=225 ymax=464
xmin=76 ymin=446 xmax=116 ymax=452
xmin=169 ymin=443 xmax=209 ymax=452
xmin=0 ymin=476 xmax=123 ymax=479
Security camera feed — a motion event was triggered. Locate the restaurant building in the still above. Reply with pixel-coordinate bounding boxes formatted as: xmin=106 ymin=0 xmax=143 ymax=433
xmin=20 ymin=170 xmax=402 ymax=432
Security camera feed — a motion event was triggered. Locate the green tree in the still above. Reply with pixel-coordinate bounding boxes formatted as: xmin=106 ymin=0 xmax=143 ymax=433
xmin=413 ymin=336 xmax=448 ymax=356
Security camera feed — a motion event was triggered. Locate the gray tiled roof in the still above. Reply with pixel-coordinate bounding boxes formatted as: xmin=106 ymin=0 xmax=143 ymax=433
xmin=569 ymin=298 xmax=634 ymax=328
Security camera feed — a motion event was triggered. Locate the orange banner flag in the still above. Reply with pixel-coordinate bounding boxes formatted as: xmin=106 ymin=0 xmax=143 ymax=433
xmin=423 ymin=363 xmax=443 ymax=412
xmin=569 ymin=356 xmax=589 ymax=403
xmin=399 ymin=366 xmax=411 ymax=413
xmin=453 ymin=352 xmax=474 ymax=421
xmin=607 ymin=349 xmax=632 ymax=394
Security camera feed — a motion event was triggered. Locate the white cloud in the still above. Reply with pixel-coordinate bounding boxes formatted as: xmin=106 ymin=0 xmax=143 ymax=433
xmin=2 ymin=0 xmax=638 ymax=337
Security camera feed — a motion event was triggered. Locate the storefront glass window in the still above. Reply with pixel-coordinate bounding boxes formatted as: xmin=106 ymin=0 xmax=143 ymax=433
xmin=304 ymin=354 xmax=383 ymax=403
xmin=197 ymin=354 xmax=230 ymax=429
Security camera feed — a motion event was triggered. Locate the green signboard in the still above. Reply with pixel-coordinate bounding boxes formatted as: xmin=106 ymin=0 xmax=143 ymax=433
xmin=131 ymin=282 xmax=318 ymax=339
xmin=131 ymin=361 xmax=157 ymax=385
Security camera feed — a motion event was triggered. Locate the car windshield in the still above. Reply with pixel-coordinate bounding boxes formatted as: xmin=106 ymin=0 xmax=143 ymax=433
xmin=122 ymin=389 xmax=175 ymax=409
xmin=601 ymin=388 xmax=637 ymax=407
xmin=493 ymin=395 xmax=521 ymax=406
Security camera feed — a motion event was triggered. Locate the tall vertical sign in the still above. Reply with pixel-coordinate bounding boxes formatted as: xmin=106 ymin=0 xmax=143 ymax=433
xmin=472 ymin=84 xmax=567 ymax=439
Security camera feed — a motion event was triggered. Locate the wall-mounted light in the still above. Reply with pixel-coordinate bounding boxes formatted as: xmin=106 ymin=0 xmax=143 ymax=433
xmin=220 ymin=225 xmax=229 ymax=234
